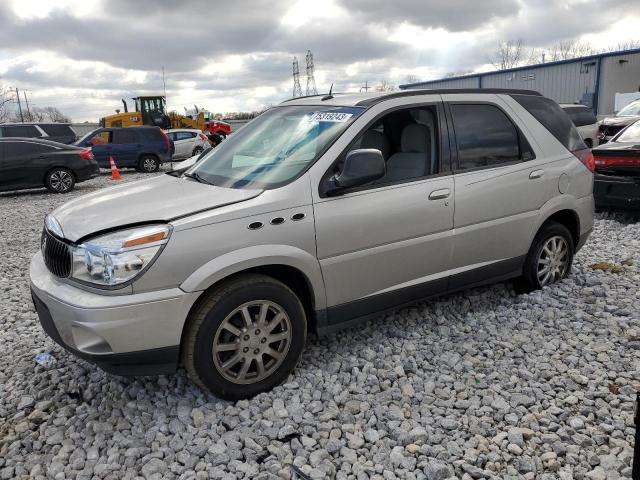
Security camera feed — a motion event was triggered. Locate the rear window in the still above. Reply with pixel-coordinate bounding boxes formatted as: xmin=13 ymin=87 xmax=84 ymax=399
xmin=39 ymin=124 xmax=75 ymax=137
xmin=562 ymin=106 xmax=597 ymax=127
xmin=1 ymin=125 xmax=41 ymax=138
xmin=139 ymin=128 xmax=164 ymax=141
xmin=513 ymin=95 xmax=586 ymax=151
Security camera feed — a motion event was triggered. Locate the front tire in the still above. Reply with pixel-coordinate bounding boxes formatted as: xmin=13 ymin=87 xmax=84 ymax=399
xmin=138 ymin=155 xmax=159 ymax=173
xmin=519 ymin=221 xmax=574 ymax=292
xmin=45 ymin=168 xmax=75 ymax=193
xmin=182 ymin=274 xmax=307 ymax=400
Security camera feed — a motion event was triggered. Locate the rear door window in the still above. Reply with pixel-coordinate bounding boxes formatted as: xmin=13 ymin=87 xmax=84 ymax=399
xmin=112 ymin=130 xmax=138 ymax=144
xmin=1 ymin=125 xmax=42 ymax=138
xmin=513 ymin=95 xmax=586 ymax=151
xmin=450 ymin=104 xmax=533 ymax=171
xmin=39 ymin=124 xmax=75 ymax=137
xmin=176 ymin=131 xmax=195 ymax=141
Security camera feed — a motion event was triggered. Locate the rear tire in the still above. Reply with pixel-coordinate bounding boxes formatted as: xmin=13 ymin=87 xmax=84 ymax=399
xmin=518 ymin=221 xmax=574 ymax=292
xmin=182 ymin=274 xmax=307 ymax=400
xmin=45 ymin=168 xmax=75 ymax=193
xmin=138 ymin=155 xmax=159 ymax=173
xmin=192 ymin=146 xmax=204 ymax=157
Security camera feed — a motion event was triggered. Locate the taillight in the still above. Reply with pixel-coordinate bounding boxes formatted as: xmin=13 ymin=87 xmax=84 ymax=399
xmin=572 ymin=148 xmax=595 ymax=173
xmin=594 ymin=155 xmax=640 ymax=168
xmin=160 ymin=129 xmax=172 ymax=151
xmin=199 ymin=133 xmax=207 ymax=140
xmin=79 ymin=148 xmax=94 ymax=161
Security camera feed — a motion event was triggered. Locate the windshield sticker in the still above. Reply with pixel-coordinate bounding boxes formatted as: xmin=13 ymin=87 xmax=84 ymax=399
xmin=308 ymin=112 xmax=354 ymax=122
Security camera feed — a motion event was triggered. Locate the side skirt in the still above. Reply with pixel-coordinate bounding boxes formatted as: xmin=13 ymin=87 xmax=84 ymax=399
xmin=316 ymin=256 xmax=524 ymax=336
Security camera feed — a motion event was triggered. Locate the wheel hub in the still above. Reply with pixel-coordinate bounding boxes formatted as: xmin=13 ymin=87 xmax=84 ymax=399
xmin=212 ymin=300 xmax=292 ymax=385
xmin=537 ymin=235 xmax=569 ymax=286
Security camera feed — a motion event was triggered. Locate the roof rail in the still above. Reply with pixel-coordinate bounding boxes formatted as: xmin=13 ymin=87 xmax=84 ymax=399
xmin=355 ymin=88 xmax=542 ymax=106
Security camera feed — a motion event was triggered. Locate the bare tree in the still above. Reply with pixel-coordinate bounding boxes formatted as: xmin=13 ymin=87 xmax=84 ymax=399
xmin=375 ymin=80 xmax=396 ymax=92
xmin=548 ymin=40 xmax=595 ymax=61
xmin=489 ymin=39 xmax=525 ymax=70
xmin=0 ymin=87 xmax=15 ymax=123
xmin=405 ymin=74 xmax=419 ymax=84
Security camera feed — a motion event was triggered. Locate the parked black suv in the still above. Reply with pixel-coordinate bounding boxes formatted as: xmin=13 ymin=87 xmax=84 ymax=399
xmin=0 ymin=123 xmax=77 ymax=144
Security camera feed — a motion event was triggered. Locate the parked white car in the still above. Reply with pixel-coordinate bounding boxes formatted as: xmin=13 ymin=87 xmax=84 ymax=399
xmin=165 ymin=129 xmax=210 ymax=160
xmin=560 ymin=104 xmax=598 ymax=148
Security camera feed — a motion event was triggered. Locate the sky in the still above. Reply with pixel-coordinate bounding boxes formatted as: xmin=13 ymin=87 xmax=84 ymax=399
xmin=0 ymin=0 xmax=639 ymax=122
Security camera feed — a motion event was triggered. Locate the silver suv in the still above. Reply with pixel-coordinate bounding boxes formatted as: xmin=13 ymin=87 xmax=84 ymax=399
xmin=30 ymin=89 xmax=594 ymax=399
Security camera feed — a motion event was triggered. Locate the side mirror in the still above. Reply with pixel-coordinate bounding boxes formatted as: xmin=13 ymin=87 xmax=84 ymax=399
xmin=334 ymin=149 xmax=386 ymax=189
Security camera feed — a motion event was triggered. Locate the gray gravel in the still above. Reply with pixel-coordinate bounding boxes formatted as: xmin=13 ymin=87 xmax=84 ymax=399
xmin=1 ymin=169 xmax=639 ymax=479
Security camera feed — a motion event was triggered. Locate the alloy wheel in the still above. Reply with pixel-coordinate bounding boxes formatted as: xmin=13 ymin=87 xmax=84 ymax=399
xmin=537 ymin=235 xmax=569 ymax=286
xmin=212 ymin=300 xmax=292 ymax=385
xmin=50 ymin=170 xmax=73 ymax=192
xmin=143 ymin=158 xmax=157 ymax=172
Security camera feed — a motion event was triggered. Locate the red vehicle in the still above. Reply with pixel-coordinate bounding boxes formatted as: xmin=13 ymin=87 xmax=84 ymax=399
xmin=203 ymin=112 xmax=232 ymax=139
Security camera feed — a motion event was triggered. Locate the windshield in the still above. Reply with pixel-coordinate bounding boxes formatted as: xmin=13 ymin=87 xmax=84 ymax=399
xmin=615 ymin=120 xmax=640 ymax=143
xmin=74 ymin=129 xmax=100 ymax=146
xmin=188 ymin=105 xmax=364 ymax=189
xmin=617 ymin=101 xmax=640 ymax=117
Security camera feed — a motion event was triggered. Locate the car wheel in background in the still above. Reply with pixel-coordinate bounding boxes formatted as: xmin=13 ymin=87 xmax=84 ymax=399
xmin=209 ymin=133 xmax=223 ymax=147
xmin=138 ymin=155 xmax=159 ymax=173
xmin=584 ymin=138 xmax=593 ymax=148
xmin=216 ymin=132 xmax=226 ymax=140
xmin=192 ymin=146 xmax=204 ymax=157
xmin=518 ymin=221 xmax=574 ymax=292
xmin=182 ymin=274 xmax=307 ymax=400
xmin=45 ymin=168 xmax=75 ymax=193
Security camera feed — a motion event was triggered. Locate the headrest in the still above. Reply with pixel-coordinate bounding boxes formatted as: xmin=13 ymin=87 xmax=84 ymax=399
xmin=401 ymin=124 xmax=429 ymax=153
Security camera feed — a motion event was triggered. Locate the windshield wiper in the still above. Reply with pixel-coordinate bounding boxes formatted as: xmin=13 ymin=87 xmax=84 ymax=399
xmin=184 ymin=171 xmax=214 ymax=185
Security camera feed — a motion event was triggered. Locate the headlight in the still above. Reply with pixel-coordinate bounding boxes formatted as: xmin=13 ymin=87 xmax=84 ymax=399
xmin=70 ymin=224 xmax=171 ymax=287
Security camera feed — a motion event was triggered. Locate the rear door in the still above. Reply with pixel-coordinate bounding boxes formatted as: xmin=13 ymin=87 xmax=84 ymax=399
xmin=111 ymin=129 xmax=139 ymax=166
xmin=0 ymin=140 xmax=48 ymax=189
xmin=173 ymin=131 xmax=195 ymax=158
xmin=1 ymin=124 xmax=44 ymax=140
xmin=444 ymin=94 xmax=546 ymax=289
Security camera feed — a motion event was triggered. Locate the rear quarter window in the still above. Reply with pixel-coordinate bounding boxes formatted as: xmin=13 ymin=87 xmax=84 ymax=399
xmin=513 ymin=95 xmax=586 ymax=151
xmin=39 ymin=124 xmax=75 ymax=137
xmin=1 ymin=125 xmax=42 ymax=138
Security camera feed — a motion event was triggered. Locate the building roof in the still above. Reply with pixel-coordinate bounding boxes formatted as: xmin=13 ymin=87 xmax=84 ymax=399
xmin=400 ymin=47 xmax=640 ymax=89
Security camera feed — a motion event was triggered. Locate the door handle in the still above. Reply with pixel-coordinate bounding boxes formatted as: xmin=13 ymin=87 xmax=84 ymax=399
xmin=529 ymin=169 xmax=544 ymax=179
xmin=428 ymin=188 xmax=450 ymax=200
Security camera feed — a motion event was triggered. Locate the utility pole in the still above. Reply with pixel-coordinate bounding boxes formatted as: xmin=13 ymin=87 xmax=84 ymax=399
xmin=23 ymin=91 xmax=31 ymax=120
xmin=305 ymin=50 xmax=317 ymax=96
xmin=360 ymin=80 xmax=370 ymax=92
xmin=15 ymin=87 xmax=24 ymax=122
xmin=162 ymin=66 xmax=167 ymax=113
xmin=292 ymin=57 xmax=302 ymax=97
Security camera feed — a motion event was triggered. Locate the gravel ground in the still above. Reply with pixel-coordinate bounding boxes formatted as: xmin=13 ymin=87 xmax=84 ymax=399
xmin=0 ymin=169 xmax=639 ymax=480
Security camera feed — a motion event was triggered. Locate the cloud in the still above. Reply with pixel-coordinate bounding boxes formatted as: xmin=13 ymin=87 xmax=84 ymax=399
xmin=0 ymin=0 xmax=638 ymax=121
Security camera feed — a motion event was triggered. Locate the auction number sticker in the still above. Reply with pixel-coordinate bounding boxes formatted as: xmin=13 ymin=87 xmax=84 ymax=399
xmin=308 ymin=112 xmax=353 ymax=122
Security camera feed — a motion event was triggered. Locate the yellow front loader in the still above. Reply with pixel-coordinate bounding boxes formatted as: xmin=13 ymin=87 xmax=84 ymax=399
xmin=101 ymin=96 xmax=205 ymax=130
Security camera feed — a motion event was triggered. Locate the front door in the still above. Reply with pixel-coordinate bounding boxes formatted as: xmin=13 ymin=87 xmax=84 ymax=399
xmin=313 ymin=102 xmax=455 ymax=324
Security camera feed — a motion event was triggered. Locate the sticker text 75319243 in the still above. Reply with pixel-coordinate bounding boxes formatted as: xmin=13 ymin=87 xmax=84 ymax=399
xmin=308 ymin=112 xmax=354 ymax=122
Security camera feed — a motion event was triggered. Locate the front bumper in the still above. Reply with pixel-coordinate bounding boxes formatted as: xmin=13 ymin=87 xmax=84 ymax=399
xmin=594 ymin=173 xmax=640 ymax=210
xmin=29 ymin=252 xmax=200 ymax=375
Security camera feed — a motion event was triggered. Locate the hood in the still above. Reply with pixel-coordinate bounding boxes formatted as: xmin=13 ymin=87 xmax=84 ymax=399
xmin=601 ymin=115 xmax=640 ymax=126
xmin=52 ymin=174 xmax=263 ymax=242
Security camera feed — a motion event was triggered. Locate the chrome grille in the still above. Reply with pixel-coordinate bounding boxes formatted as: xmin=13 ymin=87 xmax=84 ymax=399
xmin=41 ymin=229 xmax=72 ymax=278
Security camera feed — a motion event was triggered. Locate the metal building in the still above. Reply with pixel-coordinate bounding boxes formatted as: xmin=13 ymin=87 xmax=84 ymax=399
xmin=400 ymin=48 xmax=640 ymax=115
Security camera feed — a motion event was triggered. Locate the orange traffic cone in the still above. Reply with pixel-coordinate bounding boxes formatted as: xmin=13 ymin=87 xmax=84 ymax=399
xmin=109 ymin=156 xmax=122 ymax=180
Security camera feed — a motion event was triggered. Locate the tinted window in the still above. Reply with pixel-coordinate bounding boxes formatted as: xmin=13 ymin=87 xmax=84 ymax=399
xmin=166 ymin=132 xmax=177 ymax=141
xmin=562 ymin=106 xmax=597 ymax=127
xmin=1 ymin=125 xmax=41 ymax=138
xmin=176 ymin=131 xmax=196 ymax=141
xmin=4 ymin=141 xmax=49 ymax=157
xmin=513 ymin=95 xmax=586 ymax=151
xmin=39 ymin=124 xmax=75 ymax=137
xmin=451 ymin=104 xmax=529 ymax=170
xmin=140 ymin=128 xmax=164 ymax=141
xmin=112 ymin=130 xmax=138 ymax=144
